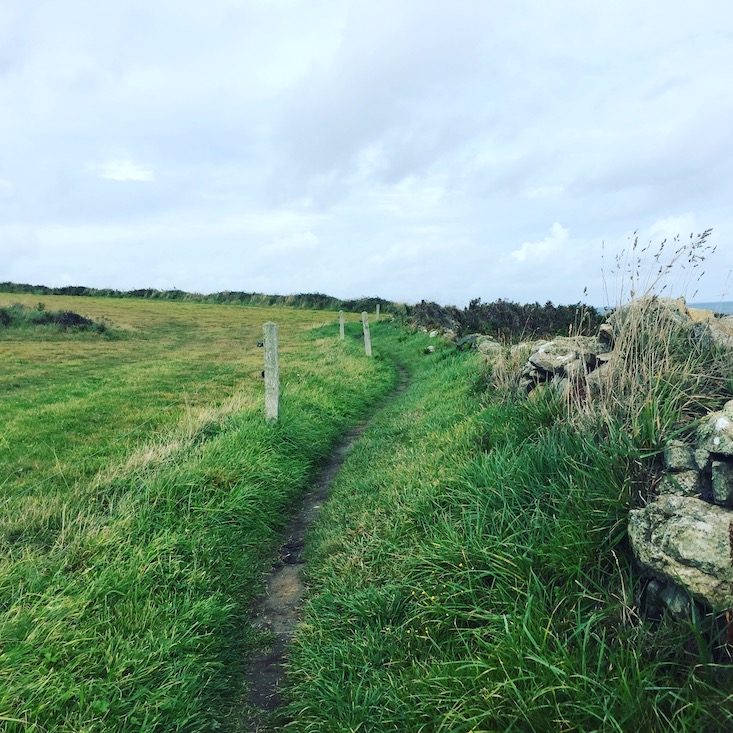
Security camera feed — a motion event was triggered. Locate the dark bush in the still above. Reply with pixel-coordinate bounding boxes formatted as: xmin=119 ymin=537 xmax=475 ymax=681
xmin=0 ymin=304 xmax=106 ymax=333
xmin=408 ymin=297 xmax=603 ymax=341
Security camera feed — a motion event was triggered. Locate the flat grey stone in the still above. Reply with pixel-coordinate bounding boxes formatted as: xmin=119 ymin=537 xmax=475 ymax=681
xmin=628 ymin=495 xmax=733 ymax=609
xmin=711 ymin=460 xmax=733 ymax=507
xmin=658 ymin=471 xmax=701 ymax=497
xmin=697 ymin=402 xmax=733 ymax=456
xmin=664 ymin=440 xmax=696 ymax=471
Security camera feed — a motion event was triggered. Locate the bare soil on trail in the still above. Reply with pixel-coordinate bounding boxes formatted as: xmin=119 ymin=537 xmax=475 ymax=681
xmin=241 ymin=365 xmax=410 ymax=732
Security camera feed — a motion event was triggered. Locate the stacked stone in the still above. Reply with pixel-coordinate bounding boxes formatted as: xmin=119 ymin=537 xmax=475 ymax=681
xmin=629 ymin=400 xmax=733 ymax=615
xmin=519 ymin=333 xmax=613 ymax=393
xmin=516 ymin=298 xmax=733 ymax=396
xmin=653 ymin=402 xmax=733 ymax=507
xmin=491 ymin=297 xmax=733 ymax=617
xmin=454 ymin=333 xmax=502 ymax=354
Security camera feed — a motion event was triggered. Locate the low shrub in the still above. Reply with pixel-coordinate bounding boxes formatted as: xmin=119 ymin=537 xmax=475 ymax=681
xmin=0 ymin=303 xmax=108 ymax=333
xmin=409 ymin=297 xmax=603 ymax=340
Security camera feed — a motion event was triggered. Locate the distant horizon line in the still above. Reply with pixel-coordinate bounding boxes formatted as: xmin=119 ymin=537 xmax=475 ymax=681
xmin=0 ymin=280 xmax=731 ymax=312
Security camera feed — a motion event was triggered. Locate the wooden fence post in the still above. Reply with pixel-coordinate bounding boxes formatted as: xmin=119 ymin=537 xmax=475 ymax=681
xmin=339 ymin=310 xmax=345 ymax=340
xmin=263 ymin=322 xmax=279 ymax=421
xmin=361 ymin=312 xmax=372 ymax=357
xmin=376 ymin=303 xmax=380 ymax=321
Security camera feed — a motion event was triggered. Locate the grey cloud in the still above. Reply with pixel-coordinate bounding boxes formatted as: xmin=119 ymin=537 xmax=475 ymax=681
xmin=2 ymin=1 xmax=733 ymax=306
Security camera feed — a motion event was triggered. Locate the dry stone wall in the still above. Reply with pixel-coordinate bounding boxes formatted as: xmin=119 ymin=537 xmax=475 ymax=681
xmin=446 ymin=297 xmax=733 ymax=617
xmin=629 ymin=400 xmax=733 ymax=613
xmin=473 ymin=297 xmax=733 ymax=618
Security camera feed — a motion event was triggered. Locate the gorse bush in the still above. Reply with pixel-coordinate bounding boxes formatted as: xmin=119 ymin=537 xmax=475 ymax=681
xmin=0 ymin=281 xmax=607 ymax=342
xmin=0 ymin=303 xmax=108 ymax=333
xmin=1 ymin=281 xmax=603 ymax=340
xmin=409 ymin=297 xmax=603 ymax=341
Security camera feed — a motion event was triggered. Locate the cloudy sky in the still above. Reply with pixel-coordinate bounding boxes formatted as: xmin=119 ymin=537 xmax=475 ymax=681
xmin=1 ymin=1 xmax=732 ymax=306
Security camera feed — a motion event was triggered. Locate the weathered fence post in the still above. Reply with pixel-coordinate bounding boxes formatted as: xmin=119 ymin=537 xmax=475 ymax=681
xmin=263 ymin=322 xmax=279 ymax=421
xmin=376 ymin=303 xmax=380 ymax=321
xmin=339 ymin=310 xmax=345 ymax=340
xmin=361 ymin=312 xmax=372 ymax=357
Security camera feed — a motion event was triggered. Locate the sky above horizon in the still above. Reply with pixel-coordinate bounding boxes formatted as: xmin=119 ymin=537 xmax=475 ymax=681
xmin=1 ymin=1 xmax=732 ymax=306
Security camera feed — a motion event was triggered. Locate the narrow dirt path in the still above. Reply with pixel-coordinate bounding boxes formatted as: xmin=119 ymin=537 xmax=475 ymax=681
xmin=241 ymin=364 xmax=410 ymax=731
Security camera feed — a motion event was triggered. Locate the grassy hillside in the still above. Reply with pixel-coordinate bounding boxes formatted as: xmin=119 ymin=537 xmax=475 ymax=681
xmin=284 ymin=324 xmax=733 ymax=732
xmin=0 ymin=294 xmax=399 ymax=731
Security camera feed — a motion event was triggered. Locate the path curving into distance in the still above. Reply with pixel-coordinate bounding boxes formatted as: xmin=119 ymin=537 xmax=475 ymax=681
xmin=242 ymin=364 xmax=411 ymax=732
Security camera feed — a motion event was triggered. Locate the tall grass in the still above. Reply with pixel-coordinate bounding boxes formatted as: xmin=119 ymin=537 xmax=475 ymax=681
xmin=582 ymin=296 xmax=733 ymax=453
xmin=487 ymin=232 xmax=733 ymax=450
xmin=590 ymin=230 xmax=731 ymax=437
xmin=284 ymin=320 xmax=733 ymax=731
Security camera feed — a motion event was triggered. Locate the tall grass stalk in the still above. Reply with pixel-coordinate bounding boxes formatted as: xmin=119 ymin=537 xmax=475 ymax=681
xmin=578 ymin=297 xmax=733 ymax=450
xmin=580 ymin=232 xmax=732 ymax=452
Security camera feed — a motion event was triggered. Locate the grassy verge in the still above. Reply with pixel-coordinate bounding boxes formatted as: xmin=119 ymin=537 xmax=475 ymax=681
xmin=284 ymin=325 xmax=733 ymax=732
xmin=0 ymin=301 xmax=400 ymax=731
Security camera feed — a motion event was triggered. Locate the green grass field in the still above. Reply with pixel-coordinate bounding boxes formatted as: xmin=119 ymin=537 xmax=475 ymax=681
xmin=2 ymin=294 xmax=732 ymax=731
xmin=0 ymin=294 xmax=400 ymax=731
xmin=0 ymin=293 xmax=361 ymax=496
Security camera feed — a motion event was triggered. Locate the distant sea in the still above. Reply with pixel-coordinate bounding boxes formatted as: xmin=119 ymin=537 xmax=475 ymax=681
xmin=690 ymin=301 xmax=733 ymax=315
xmin=597 ymin=301 xmax=733 ymax=316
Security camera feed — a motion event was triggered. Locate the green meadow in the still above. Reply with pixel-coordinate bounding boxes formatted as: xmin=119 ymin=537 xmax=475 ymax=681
xmin=0 ymin=293 xmax=361 ymax=496
xmin=1 ymin=293 xmax=732 ymax=732
xmin=0 ymin=294 xmax=397 ymax=731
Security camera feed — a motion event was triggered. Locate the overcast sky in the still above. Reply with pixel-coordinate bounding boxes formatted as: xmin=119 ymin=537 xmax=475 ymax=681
xmin=1 ymin=1 xmax=732 ymax=306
